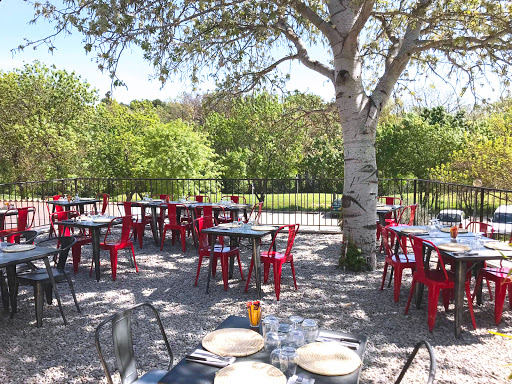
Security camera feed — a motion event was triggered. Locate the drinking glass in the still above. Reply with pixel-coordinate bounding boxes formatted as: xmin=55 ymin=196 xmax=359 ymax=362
xmin=289 ymin=315 xmax=304 ymax=330
xmin=302 ymin=319 xmax=319 ymax=343
xmin=279 ymin=347 xmax=299 ymax=378
xmin=262 ymin=316 xmax=279 ymax=337
xmin=270 ymin=348 xmax=282 ymax=368
xmin=287 ymin=329 xmax=305 ymax=348
xmin=264 ymin=331 xmax=280 ymax=352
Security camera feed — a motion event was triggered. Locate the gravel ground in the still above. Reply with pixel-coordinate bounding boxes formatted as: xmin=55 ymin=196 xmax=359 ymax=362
xmin=1 ymin=231 xmax=512 ymax=383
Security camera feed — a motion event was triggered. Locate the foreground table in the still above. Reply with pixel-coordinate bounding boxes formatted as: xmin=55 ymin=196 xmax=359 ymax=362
xmin=56 ymin=218 xmax=120 ymax=281
xmin=0 ymin=244 xmax=64 ymax=326
xmin=201 ymin=225 xmax=276 ymax=299
xmin=391 ymin=226 xmax=509 ymax=337
xmin=159 ymin=315 xmax=367 ymax=384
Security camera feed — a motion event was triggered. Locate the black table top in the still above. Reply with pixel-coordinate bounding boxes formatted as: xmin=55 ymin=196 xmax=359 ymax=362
xmin=202 ymin=224 xmax=277 ymax=239
xmin=0 ymin=244 xmax=59 ymax=268
xmin=159 ymin=315 xmax=367 ymax=384
xmin=47 ymin=198 xmax=100 ymax=206
xmin=55 ymin=217 xmax=120 ymax=229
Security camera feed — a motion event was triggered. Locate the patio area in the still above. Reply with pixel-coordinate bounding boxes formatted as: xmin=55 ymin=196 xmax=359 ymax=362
xmin=1 ymin=231 xmax=511 ymax=383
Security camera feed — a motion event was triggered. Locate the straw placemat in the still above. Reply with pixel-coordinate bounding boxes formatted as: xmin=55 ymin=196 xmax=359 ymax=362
xmin=252 ymin=225 xmax=276 ymax=231
xmin=377 ymin=206 xmax=392 ymax=211
xmin=202 ymin=328 xmax=264 ymax=357
xmin=484 ymin=242 xmax=512 ymax=251
xmin=1 ymin=244 xmax=36 ymax=253
xmin=297 ymin=342 xmax=361 ymax=376
xmin=440 ymin=227 xmax=468 ymax=233
xmin=400 ymin=227 xmax=428 ymax=234
xmin=214 ymin=362 xmax=286 ymax=384
xmin=438 ymin=243 xmax=471 ymax=252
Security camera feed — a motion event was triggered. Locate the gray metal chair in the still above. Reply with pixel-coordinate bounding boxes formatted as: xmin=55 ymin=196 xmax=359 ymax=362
xmin=395 ymin=340 xmax=436 ymax=384
xmin=15 ymin=236 xmax=80 ymax=327
xmin=95 ymin=302 xmax=173 ymax=384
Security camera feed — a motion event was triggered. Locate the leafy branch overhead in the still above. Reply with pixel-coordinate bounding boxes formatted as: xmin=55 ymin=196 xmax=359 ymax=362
xmin=22 ymin=0 xmax=512 ymax=99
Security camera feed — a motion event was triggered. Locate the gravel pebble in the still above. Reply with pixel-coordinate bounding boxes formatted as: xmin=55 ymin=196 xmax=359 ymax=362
xmin=1 ymin=231 xmax=512 ymax=383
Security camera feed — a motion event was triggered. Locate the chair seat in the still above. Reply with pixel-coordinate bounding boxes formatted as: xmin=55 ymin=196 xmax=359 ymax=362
xmin=421 ymin=270 xmax=455 ymax=285
xmin=17 ymin=269 xmax=67 ymax=282
xmin=133 ymin=369 xmax=169 ymax=384
xmin=261 ymin=251 xmax=292 ymax=262
xmin=390 ymin=254 xmax=415 ymax=265
xmin=482 ymin=267 xmax=512 ymax=280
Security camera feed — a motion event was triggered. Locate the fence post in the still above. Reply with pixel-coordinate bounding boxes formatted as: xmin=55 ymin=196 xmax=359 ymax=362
xmin=479 ymin=187 xmax=485 ymax=222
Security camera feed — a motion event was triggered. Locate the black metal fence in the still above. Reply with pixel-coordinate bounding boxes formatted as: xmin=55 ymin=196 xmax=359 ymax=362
xmin=0 ymin=177 xmax=511 ymax=234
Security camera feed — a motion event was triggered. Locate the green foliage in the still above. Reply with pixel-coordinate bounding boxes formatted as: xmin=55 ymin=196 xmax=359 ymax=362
xmin=0 ymin=62 xmax=97 ymax=182
xmin=339 ymin=238 xmax=367 ymax=272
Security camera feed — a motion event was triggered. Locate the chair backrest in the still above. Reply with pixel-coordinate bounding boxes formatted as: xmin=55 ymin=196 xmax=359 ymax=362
xmin=95 ymin=302 xmax=173 ymax=384
xmin=266 ymin=224 xmax=299 ymax=259
xmin=398 ymin=204 xmax=418 ymax=226
xmin=380 ymin=225 xmax=410 ymax=261
xmin=103 ymin=216 xmax=133 ymax=245
xmin=51 ymin=210 xmax=80 ymax=237
xmin=5 ymin=229 xmax=39 ymax=244
xmin=162 ymin=203 xmax=188 ymax=226
xmin=378 ymin=196 xmax=403 ymax=205
xmin=466 ymin=221 xmax=493 ymax=238
xmin=248 ymin=202 xmax=263 ymax=224
xmin=195 ymin=205 xmax=213 ymax=219
xmin=153 ymin=194 xmax=172 ymax=200
xmin=194 ymin=217 xmax=214 ymax=251
xmin=190 ymin=195 xmax=210 ymax=203
xmin=52 ymin=195 xmax=63 ymax=201
xmin=409 ymin=235 xmax=449 ymax=281
xmin=222 ymin=195 xmax=246 ymax=204
xmin=16 ymin=207 xmax=36 ymax=231
xmin=394 ymin=340 xmax=436 ymax=384
xmin=97 ymin=193 xmax=110 ymax=215
xmin=36 ymin=236 xmax=77 ymax=270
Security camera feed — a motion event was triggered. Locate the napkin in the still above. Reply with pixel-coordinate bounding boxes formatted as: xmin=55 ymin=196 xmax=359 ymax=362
xmin=316 ymin=331 xmax=360 ymax=350
xmin=287 ymin=374 xmax=315 ymax=384
xmin=185 ymin=349 xmax=235 ymax=367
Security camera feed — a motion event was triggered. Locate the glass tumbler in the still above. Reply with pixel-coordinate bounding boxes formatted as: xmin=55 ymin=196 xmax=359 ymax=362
xmin=287 ymin=329 xmax=305 ymax=348
xmin=279 ymin=346 xmax=299 ymax=378
xmin=289 ymin=315 xmax=304 ymax=330
xmin=264 ymin=331 xmax=280 ymax=352
xmin=302 ymin=319 xmax=319 ymax=343
xmin=262 ymin=316 xmax=279 ymax=337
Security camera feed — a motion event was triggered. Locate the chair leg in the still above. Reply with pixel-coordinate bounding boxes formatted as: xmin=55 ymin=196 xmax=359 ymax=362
xmin=160 ymin=228 xmax=167 ymax=250
xmin=244 ymin=258 xmax=254 ymax=293
xmin=495 ymin=283 xmax=507 ymax=325
xmin=34 ymin=282 xmax=44 ymax=327
xmin=404 ymin=277 xmax=416 ymax=314
xmin=65 ymin=274 xmax=81 ymax=313
xmin=441 ymin=289 xmax=450 ymax=312
xmin=110 ymin=250 xmax=118 ymax=281
xmin=236 ymin=252 xmax=244 ymax=281
xmin=508 ymin=285 xmax=512 ymax=308
xmin=221 ymin=256 xmax=229 ymax=291
xmin=137 ymin=226 xmax=143 ymax=249
xmin=380 ymin=262 xmax=388 ymax=291
xmin=72 ymin=244 xmax=82 ymax=273
xmin=273 ymin=262 xmax=282 ymax=301
xmin=472 ymin=273 xmax=484 ymax=303
xmin=45 ymin=285 xmax=53 ymax=305
xmin=290 ymin=260 xmax=298 ymax=290
xmin=131 ymin=244 xmax=138 ymax=272
xmin=487 ymin=279 xmax=494 ymax=301
xmin=388 ymin=267 xmax=394 ymax=288
xmin=393 ymin=267 xmax=403 ymax=303
xmin=1 ymin=269 xmax=9 ymax=310
xmin=194 ymin=255 xmax=203 ymax=286
xmin=427 ymin=286 xmax=441 ymax=332
xmin=263 ymin=263 xmax=270 ymax=284
xmin=180 ymin=228 xmax=186 ymax=252
xmin=465 ymin=282 xmax=477 ymax=330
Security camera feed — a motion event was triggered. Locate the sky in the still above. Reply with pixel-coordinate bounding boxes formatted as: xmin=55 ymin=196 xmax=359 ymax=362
xmin=0 ymin=0 xmax=336 ymax=103
xmin=0 ymin=1 xmax=506 ymax=106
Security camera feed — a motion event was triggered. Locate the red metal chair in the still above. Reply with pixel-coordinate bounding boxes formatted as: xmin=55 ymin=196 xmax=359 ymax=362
xmin=0 ymin=207 xmax=36 ymax=243
xmin=160 ymin=203 xmax=191 ymax=252
xmin=465 ymin=221 xmax=494 ymax=238
xmin=405 ymin=235 xmax=476 ymax=331
xmin=379 ymin=224 xmax=415 ymax=303
xmin=188 ymin=195 xmax=210 ymax=202
xmin=195 ymin=205 xmax=213 ymax=219
xmin=193 ymin=217 xmax=244 ymax=291
xmin=153 ymin=194 xmax=172 ymax=201
xmin=96 ymin=193 xmax=110 ymax=215
xmin=245 ymin=224 xmax=299 ymax=301
xmin=395 ymin=204 xmax=418 ymax=226
xmin=91 ymin=215 xmax=137 ymax=281
xmin=378 ymin=196 xmax=403 ymax=225
xmin=123 ymin=201 xmax=154 ymax=249
xmin=51 ymin=210 xmax=92 ymax=273
xmin=245 ymin=202 xmax=263 ymax=224
xmin=221 ymin=195 xmax=247 ymax=204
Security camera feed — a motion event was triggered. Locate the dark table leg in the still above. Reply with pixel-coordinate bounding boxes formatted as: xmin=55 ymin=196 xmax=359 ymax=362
xmin=206 ymin=234 xmax=215 ymax=294
xmin=150 ymin=205 xmax=160 ymax=246
xmin=454 ymin=260 xmax=466 ymax=338
xmin=475 ymin=261 xmax=484 ymax=305
xmin=43 ymin=257 xmax=67 ymax=326
xmin=6 ymin=265 xmax=16 ymax=317
xmin=252 ymin=238 xmax=262 ymax=300
xmin=190 ymin=208 xmax=198 ymax=249
xmin=91 ymin=227 xmax=101 ymax=282
xmin=228 ymin=210 xmax=240 ymax=278
xmin=1 ymin=269 xmax=8 ymax=310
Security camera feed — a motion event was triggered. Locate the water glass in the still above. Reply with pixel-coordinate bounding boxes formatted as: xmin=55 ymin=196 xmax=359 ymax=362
xmin=262 ymin=316 xmax=279 ymax=337
xmin=287 ymin=329 xmax=305 ymax=348
xmin=289 ymin=315 xmax=304 ymax=330
xmin=302 ymin=319 xmax=319 ymax=343
xmin=270 ymin=348 xmax=281 ymax=368
xmin=279 ymin=347 xmax=299 ymax=378
xmin=264 ymin=331 xmax=280 ymax=352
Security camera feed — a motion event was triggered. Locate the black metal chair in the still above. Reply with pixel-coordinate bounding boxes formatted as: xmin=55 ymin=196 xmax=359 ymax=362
xmin=15 ymin=236 xmax=80 ymax=327
xmin=0 ymin=230 xmax=40 ymax=310
xmin=395 ymin=340 xmax=436 ymax=384
xmin=95 ymin=302 xmax=173 ymax=384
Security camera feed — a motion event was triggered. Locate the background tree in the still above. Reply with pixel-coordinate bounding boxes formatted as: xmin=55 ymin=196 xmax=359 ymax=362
xmin=0 ymin=61 xmax=96 ymax=186
xmin=22 ymin=0 xmax=512 ymax=268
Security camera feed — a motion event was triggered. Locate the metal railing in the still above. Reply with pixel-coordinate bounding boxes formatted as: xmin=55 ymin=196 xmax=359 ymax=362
xmin=0 ymin=177 xmax=511 ymax=235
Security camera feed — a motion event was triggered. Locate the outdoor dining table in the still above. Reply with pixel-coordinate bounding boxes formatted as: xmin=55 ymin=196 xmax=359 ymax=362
xmin=391 ymin=225 xmax=511 ymax=337
xmin=159 ymin=315 xmax=367 ymax=384
xmin=47 ymin=198 xmax=101 ymax=214
xmin=201 ymin=224 xmax=277 ymax=299
xmin=376 ymin=204 xmax=402 ymax=226
xmin=0 ymin=243 xmax=65 ymax=326
xmin=55 ymin=217 xmax=121 ymax=281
